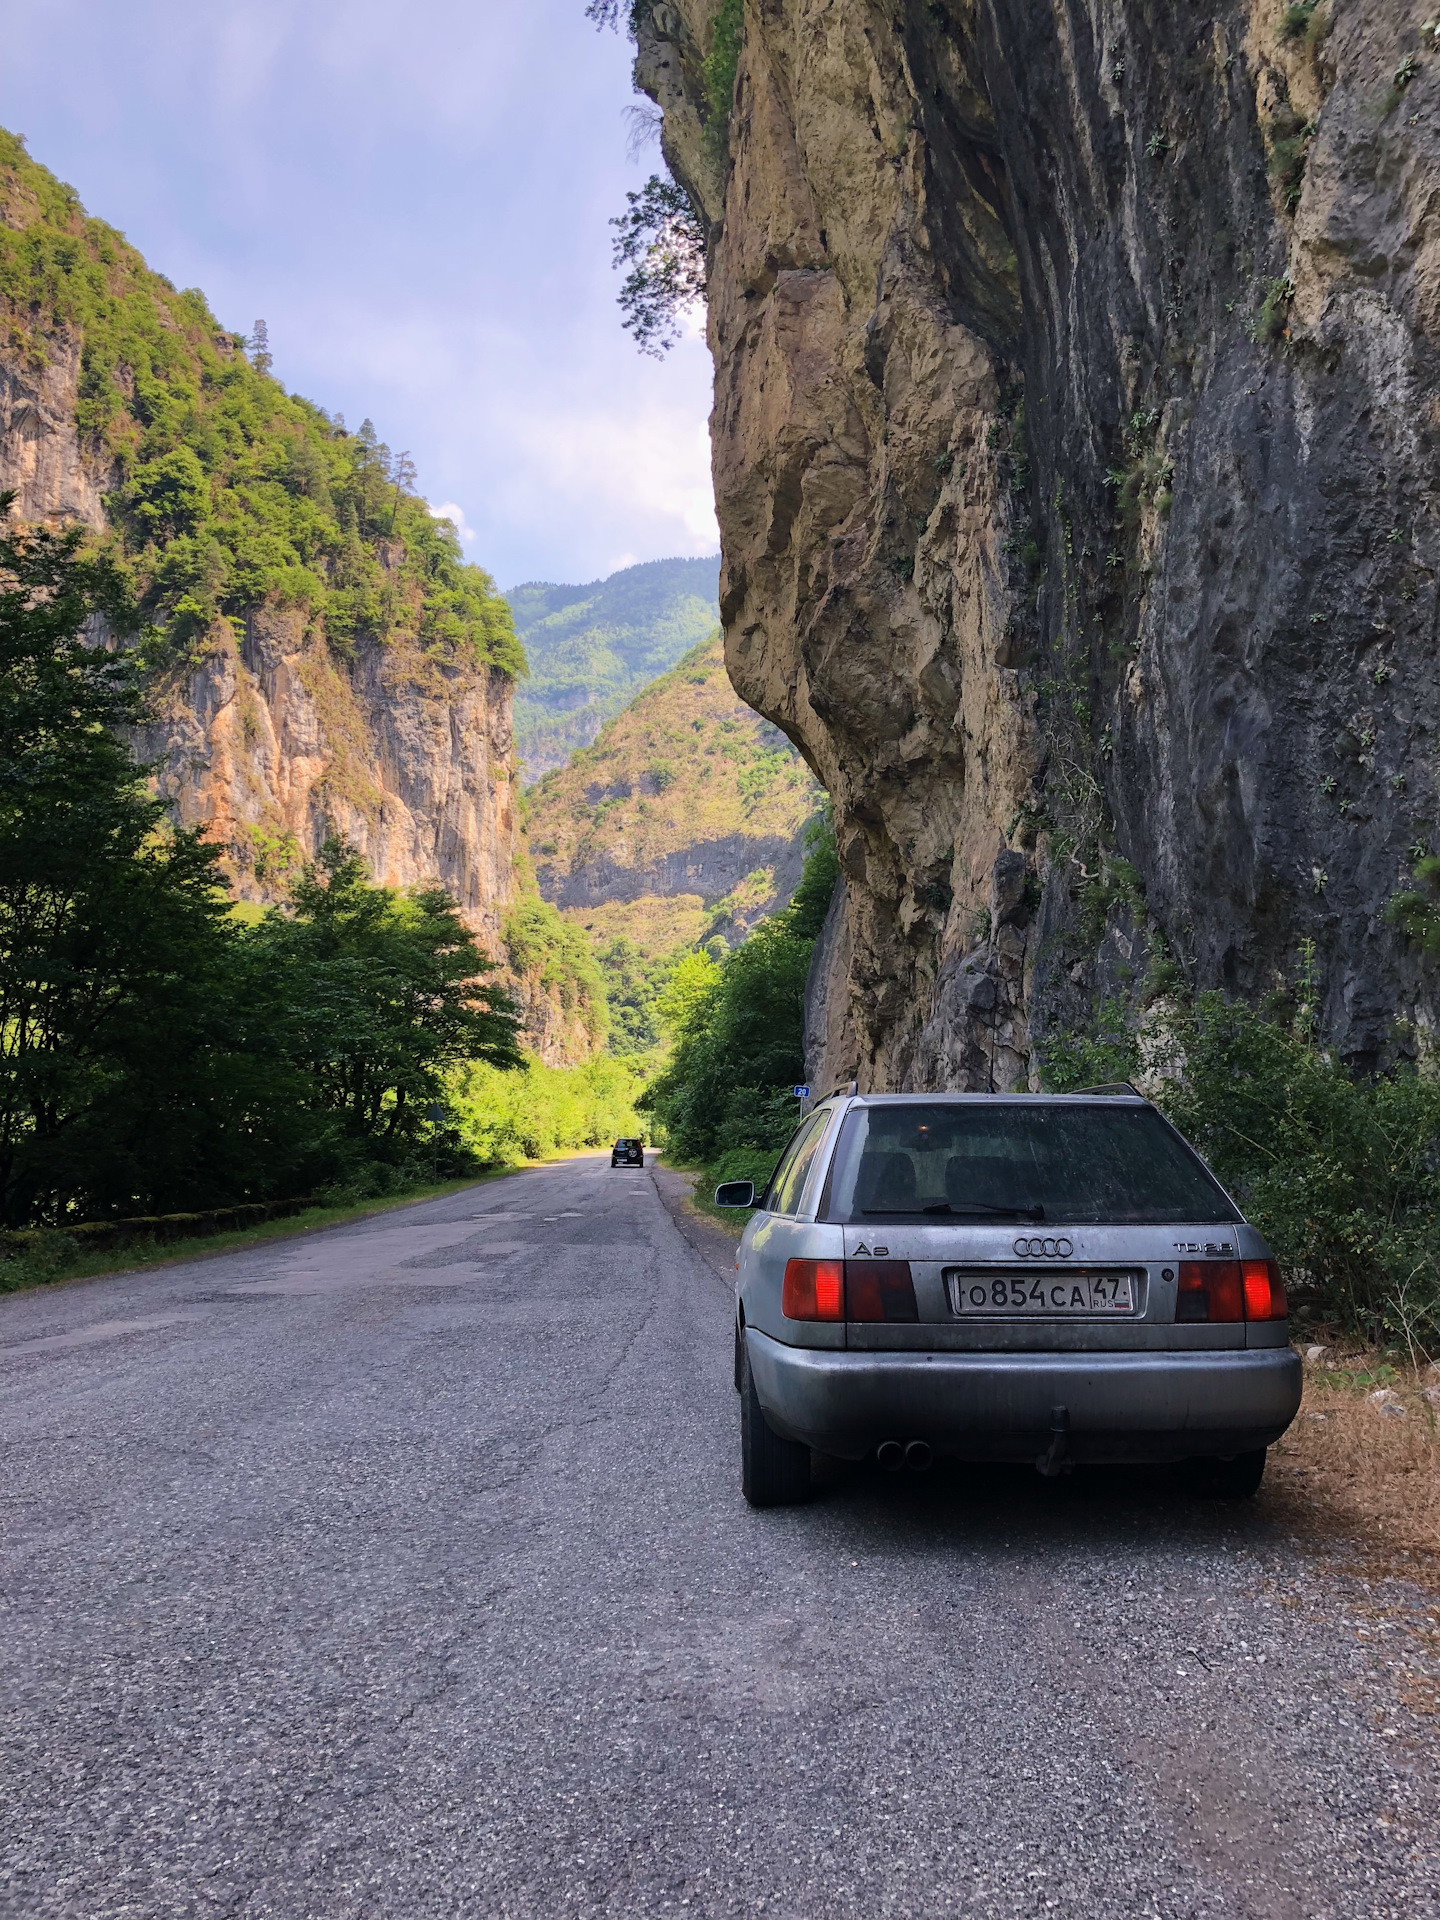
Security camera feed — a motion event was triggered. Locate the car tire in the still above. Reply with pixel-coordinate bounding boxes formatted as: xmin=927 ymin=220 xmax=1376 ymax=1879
xmin=740 ymin=1334 xmax=811 ymax=1507
xmin=1179 ymin=1447 xmax=1267 ymax=1499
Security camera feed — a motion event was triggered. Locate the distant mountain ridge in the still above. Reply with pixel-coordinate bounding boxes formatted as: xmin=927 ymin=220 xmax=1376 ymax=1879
xmin=505 ymin=555 xmax=719 ymax=782
xmin=525 ymin=631 xmax=821 ymax=947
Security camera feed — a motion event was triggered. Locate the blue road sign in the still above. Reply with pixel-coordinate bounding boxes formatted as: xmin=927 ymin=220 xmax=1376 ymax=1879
xmin=793 ymin=1085 xmax=810 ymax=1099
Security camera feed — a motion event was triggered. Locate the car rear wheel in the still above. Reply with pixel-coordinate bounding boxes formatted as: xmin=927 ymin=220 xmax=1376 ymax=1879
xmin=1179 ymin=1447 xmax=1267 ymax=1499
xmin=740 ymin=1335 xmax=811 ymax=1507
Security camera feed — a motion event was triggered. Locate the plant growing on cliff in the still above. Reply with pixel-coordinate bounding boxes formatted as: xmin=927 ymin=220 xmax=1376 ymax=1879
xmin=1251 ymin=274 xmax=1296 ymax=344
xmin=610 ymin=173 xmax=708 ymax=356
xmin=703 ymin=0 xmax=746 ymax=165
xmin=1383 ymin=855 xmax=1440 ymax=954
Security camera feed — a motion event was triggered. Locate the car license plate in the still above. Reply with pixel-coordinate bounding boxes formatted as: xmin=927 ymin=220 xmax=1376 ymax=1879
xmin=946 ymin=1269 xmax=1137 ymax=1315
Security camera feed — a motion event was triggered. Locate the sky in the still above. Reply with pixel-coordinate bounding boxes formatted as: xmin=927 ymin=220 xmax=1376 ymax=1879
xmin=0 ymin=0 xmax=718 ymax=589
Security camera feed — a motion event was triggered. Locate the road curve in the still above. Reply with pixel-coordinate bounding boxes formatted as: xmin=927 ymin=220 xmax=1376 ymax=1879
xmin=2 ymin=1154 xmax=1437 ymax=1919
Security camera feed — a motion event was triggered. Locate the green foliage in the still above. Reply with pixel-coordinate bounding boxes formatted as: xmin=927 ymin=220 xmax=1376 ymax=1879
xmin=0 ymin=128 xmax=522 ymax=675
xmin=641 ymin=824 xmax=835 ymax=1160
xmin=251 ymin=840 xmax=522 ymax=1142
xmin=1251 ymin=274 xmax=1296 ymax=344
xmin=1383 ymin=855 xmax=1440 ymax=954
xmin=703 ymin=0 xmax=746 ymax=162
xmin=594 ymin=934 xmax=675 ymax=1055
xmin=1039 ymin=988 xmax=1440 ymax=1346
xmin=609 ymin=172 xmax=707 ymax=357
xmin=0 ymin=507 xmax=521 ymax=1227
xmin=450 ymin=1053 xmax=646 ymax=1164
xmin=503 ymin=895 xmax=609 ymax=1050
xmin=788 ymin=810 xmax=841 ymax=940
xmin=506 ymin=557 xmax=719 ymax=778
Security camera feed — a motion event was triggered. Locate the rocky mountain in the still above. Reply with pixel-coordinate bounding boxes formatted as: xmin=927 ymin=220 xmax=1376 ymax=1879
xmin=524 ymin=630 xmax=822 ymax=964
xmin=506 ymin=555 xmax=719 ymax=780
xmin=629 ymin=0 xmax=1440 ymax=1091
xmin=0 ymin=129 xmax=522 ymax=951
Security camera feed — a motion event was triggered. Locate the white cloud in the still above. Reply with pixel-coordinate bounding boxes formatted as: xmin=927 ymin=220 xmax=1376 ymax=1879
xmin=429 ymin=501 xmax=478 ymax=545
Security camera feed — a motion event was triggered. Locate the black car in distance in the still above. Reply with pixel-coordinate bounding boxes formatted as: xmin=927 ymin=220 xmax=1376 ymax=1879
xmin=611 ymin=1138 xmax=644 ymax=1167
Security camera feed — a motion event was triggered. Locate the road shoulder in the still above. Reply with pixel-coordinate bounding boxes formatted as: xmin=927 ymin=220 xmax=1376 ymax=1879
xmin=650 ymin=1160 xmax=738 ymax=1283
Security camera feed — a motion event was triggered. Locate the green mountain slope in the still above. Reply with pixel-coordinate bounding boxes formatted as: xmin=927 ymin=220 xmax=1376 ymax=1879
xmin=0 ymin=128 xmax=521 ymax=678
xmin=505 ymin=555 xmax=719 ymax=780
xmin=523 ymin=632 xmax=823 ymax=1050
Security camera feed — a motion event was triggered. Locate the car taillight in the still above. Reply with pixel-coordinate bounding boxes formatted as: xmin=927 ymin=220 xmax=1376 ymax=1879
xmin=1176 ymin=1258 xmax=1285 ymax=1322
xmin=844 ymin=1260 xmax=918 ymax=1322
xmin=782 ymin=1257 xmax=844 ymax=1321
xmin=1242 ymin=1256 xmax=1287 ymax=1320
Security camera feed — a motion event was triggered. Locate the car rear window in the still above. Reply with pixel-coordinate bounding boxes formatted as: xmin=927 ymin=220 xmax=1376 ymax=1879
xmin=822 ymin=1102 xmax=1238 ymax=1226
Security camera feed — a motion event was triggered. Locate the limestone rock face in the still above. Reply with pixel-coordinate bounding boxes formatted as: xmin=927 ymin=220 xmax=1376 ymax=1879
xmin=639 ymin=0 xmax=1440 ymax=1088
xmin=133 ymin=609 xmax=517 ymax=944
xmin=0 ymin=335 xmax=115 ymax=529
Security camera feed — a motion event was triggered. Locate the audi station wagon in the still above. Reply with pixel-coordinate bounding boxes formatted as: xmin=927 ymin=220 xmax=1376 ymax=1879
xmin=716 ymin=1091 xmax=1301 ymax=1507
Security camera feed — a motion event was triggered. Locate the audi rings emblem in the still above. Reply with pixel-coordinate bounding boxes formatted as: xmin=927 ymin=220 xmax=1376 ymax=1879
xmin=1013 ymin=1236 xmax=1073 ymax=1259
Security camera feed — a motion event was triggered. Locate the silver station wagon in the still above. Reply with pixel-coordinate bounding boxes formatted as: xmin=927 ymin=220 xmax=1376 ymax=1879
xmin=717 ymin=1092 xmax=1302 ymax=1508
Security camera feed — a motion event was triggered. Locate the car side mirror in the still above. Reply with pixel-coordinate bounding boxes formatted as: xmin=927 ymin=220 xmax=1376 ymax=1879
xmin=714 ymin=1180 xmax=756 ymax=1209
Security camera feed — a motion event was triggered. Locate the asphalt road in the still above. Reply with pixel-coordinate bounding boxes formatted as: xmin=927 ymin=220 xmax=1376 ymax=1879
xmin=2 ymin=1154 xmax=1438 ymax=1920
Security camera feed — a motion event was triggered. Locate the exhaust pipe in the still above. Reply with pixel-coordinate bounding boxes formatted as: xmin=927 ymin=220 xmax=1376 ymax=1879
xmin=904 ymin=1440 xmax=933 ymax=1473
xmin=1035 ymin=1405 xmax=1070 ymax=1478
xmin=876 ymin=1439 xmax=905 ymax=1472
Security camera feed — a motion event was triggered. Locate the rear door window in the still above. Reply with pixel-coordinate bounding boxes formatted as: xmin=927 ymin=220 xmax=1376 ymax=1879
xmin=767 ymin=1111 xmax=831 ymax=1216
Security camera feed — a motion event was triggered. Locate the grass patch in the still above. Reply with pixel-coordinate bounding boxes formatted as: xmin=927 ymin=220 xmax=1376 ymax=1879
xmin=0 ymin=1167 xmax=534 ymax=1297
xmin=664 ymin=1145 xmax=782 ymax=1238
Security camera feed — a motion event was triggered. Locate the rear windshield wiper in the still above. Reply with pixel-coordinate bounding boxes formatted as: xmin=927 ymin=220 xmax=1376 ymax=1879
xmin=861 ymin=1201 xmax=1045 ymax=1221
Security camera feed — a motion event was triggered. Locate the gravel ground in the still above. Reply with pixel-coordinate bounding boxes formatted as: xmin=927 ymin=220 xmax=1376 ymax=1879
xmin=1 ymin=1154 xmax=1437 ymax=1919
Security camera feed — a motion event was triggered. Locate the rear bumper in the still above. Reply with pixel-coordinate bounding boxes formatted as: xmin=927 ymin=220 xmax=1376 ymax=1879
xmin=745 ymin=1330 xmax=1303 ymax=1464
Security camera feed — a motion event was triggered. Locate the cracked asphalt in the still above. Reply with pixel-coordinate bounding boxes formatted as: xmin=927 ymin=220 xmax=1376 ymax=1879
xmin=2 ymin=1153 xmax=1438 ymax=1919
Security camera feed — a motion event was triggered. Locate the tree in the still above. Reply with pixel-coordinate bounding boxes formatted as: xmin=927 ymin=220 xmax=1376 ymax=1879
xmin=0 ymin=498 xmax=305 ymax=1224
xmin=641 ymin=823 xmax=833 ymax=1160
xmin=0 ymin=499 xmax=525 ymax=1227
xmin=247 ymin=318 xmax=272 ymax=376
xmin=610 ymin=175 xmax=707 ymax=356
xmin=251 ymin=842 xmax=522 ymax=1145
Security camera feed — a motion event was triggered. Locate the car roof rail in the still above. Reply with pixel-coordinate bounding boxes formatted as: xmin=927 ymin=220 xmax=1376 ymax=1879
xmin=1067 ymin=1080 xmax=1144 ymax=1097
xmin=828 ymin=1081 xmax=859 ymax=1098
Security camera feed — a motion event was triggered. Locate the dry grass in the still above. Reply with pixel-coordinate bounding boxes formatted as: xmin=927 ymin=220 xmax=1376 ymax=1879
xmin=1269 ymin=1349 xmax=1440 ymax=1573
xmin=562 ymin=892 xmax=710 ymax=960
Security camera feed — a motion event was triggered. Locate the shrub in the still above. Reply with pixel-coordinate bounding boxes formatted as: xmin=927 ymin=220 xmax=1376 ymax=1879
xmin=1039 ymin=991 xmax=1440 ymax=1348
xmin=640 ymin=819 xmax=835 ymax=1160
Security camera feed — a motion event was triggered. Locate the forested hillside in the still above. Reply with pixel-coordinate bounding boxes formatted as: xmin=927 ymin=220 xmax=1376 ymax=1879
xmin=506 ymin=555 xmax=717 ymax=779
xmin=523 ymin=631 xmax=822 ymax=1052
xmin=0 ymin=126 xmax=522 ymax=939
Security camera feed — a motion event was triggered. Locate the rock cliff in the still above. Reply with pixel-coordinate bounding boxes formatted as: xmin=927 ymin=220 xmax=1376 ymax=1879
xmin=131 ymin=607 xmax=517 ymax=943
xmin=632 ymin=0 xmax=1440 ymax=1090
